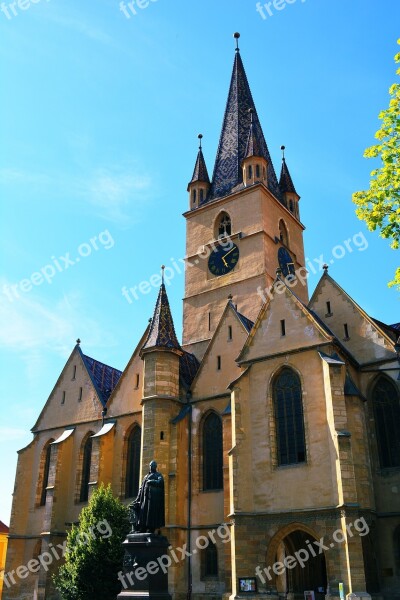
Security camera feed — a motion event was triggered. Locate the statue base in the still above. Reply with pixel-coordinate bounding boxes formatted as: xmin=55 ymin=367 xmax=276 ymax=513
xmin=117 ymin=532 xmax=172 ymax=600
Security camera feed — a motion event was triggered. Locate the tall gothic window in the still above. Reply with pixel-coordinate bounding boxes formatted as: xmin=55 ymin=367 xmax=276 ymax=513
xmin=217 ymin=212 xmax=231 ymax=238
xmin=203 ymin=413 xmax=223 ymax=490
xmin=273 ymin=368 xmax=306 ymax=466
xmin=40 ymin=441 xmax=53 ymax=506
xmin=126 ymin=426 xmax=141 ymax=498
xmin=202 ymin=543 xmax=218 ymax=578
xmin=372 ymin=377 xmax=400 ymax=468
xmin=80 ymin=434 xmax=93 ymax=502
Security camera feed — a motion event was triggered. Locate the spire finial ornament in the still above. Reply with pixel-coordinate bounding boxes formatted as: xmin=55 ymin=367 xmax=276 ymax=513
xmin=76 ymin=338 xmax=81 ymax=346
xmin=323 ymin=263 xmax=329 ymax=273
xmin=281 ymin=145 xmax=286 ymax=161
xmin=228 ymin=293 xmax=233 ymax=300
xmin=161 ymin=265 xmax=165 ymax=284
xmin=234 ymin=32 xmax=240 ymax=52
xmin=198 ymin=133 xmax=203 ymax=150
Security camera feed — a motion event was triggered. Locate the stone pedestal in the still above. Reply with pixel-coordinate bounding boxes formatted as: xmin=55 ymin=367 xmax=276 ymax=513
xmin=117 ymin=532 xmax=172 ymax=600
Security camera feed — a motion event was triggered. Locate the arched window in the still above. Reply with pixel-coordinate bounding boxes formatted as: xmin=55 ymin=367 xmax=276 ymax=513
xmin=203 ymin=413 xmax=223 ymax=490
xmin=256 ymin=164 xmax=260 ymax=179
xmin=80 ymin=434 xmax=93 ymax=502
xmin=289 ymin=199 xmax=294 ymax=213
xmin=39 ymin=441 xmax=53 ymax=506
xmin=273 ymin=368 xmax=306 ymax=466
xmin=200 ymin=189 xmax=204 ymax=203
xmin=192 ymin=189 xmax=197 ymax=204
xmin=202 ymin=543 xmax=218 ymax=579
xmin=217 ymin=212 xmax=231 ymax=238
xmin=126 ymin=426 xmax=141 ymax=499
xmin=279 ymin=220 xmax=289 ymax=247
xmin=372 ymin=377 xmax=400 ymax=468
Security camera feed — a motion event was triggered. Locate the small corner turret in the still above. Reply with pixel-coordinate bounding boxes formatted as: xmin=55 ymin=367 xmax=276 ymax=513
xmin=187 ymin=134 xmax=210 ymax=209
xmin=279 ymin=145 xmax=300 ymax=219
xmin=242 ymin=108 xmax=268 ymax=188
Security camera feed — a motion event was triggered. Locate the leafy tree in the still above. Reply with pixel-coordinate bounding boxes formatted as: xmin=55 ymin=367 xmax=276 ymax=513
xmin=53 ymin=484 xmax=129 ymax=600
xmin=352 ymin=40 xmax=400 ymax=288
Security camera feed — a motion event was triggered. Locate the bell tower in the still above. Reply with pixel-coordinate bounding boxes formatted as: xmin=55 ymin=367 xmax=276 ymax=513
xmin=182 ymin=35 xmax=308 ymax=357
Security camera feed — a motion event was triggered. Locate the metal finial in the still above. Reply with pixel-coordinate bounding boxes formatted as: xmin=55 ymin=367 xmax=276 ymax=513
xmin=323 ymin=264 xmax=329 ymax=273
xmin=76 ymin=338 xmax=81 ymax=345
xmin=161 ymin=265 xmax=165 ymax=284
xmin=234 ymin=32 xmax=240 ymax=51
xmin=198 ymin=133 xmax=203 ymax=149
xmin=228 ymin=293 xmax=233 ymax=300
xmin=281 ymin=145 xmax=286 ymax=160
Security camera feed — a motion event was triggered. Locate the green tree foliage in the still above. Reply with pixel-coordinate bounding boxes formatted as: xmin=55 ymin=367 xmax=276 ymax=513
xmin=352 ymin=40 xmax=400 ymax=288
xmin=53 ymin=484 xmax=129 ymax=600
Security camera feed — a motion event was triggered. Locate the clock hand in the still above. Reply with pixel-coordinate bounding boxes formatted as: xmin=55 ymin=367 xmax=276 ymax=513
xmin=222 ymin=247 xmax=236 ymax=259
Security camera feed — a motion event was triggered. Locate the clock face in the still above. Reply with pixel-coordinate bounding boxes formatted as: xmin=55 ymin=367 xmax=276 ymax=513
xmin=278 ymin=247 xmax=295 ymax=278
xmin=208 ymin=243 xmax=240 ymax=276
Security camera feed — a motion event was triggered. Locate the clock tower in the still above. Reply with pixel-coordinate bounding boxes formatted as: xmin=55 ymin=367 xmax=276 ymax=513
xmin=182 ymin=36 xmax=308 ymax=356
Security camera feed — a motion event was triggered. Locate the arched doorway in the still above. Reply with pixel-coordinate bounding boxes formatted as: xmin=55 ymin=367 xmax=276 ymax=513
xmin=266 ymin=526 xmax=327 ymax=600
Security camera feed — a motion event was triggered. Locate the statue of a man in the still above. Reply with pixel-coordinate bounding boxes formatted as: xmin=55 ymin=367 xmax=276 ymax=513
xmin=131 ymin=460 xmax=165 ymax=533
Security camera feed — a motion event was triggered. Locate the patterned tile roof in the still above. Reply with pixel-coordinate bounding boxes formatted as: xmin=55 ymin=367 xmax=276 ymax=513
xmin=207 ymin=50 xmax=280 ymax=202
xmin=279 ymin=157 xmax=297 ymax=195
xmin=188 ymin=148 xmax=210 ymax=188
xmin=179 ymin=351 xmax=200 ymax=389
xmin=81 ymin=353 xmax=122 ymax=406
xmin=141 ymin=283 xmax=182 ymax=354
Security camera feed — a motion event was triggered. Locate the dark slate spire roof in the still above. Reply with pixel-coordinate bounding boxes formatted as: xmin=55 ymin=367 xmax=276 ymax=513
xmin=279 ymin=157 xmax=297 ymax=195
xmin=188 ymin=147 xmax=210 ymax=189
xmin=141 ymin=282 xmax=182 ymax=354
xmin=81 ymin=352 xmax=123 ymax=406
xmin=207 ymin=50 xmax=280 ymax=202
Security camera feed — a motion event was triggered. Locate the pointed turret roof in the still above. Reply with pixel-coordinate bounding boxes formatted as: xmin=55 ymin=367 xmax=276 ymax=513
xmin=189 ymin=149 xmax=210 ymax=187
xmin=279 ymin=156 xmax=298 ymax=195
xmin=141 ymin=280 xmax=182 ymax=355
xmin=188 ymin=135 xmax=210 ymax=190
xmin=208 ymin=47 xmax=280 ymax=202
xmin=244 ymin=109 xmax=263 ymax=159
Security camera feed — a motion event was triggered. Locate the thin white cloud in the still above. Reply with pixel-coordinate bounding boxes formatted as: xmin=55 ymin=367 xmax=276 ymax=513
xmin=0 ymin=164 xmax=153 ymax=226
xmin=0 ymin=285 xmax=116 ymax=360
xmin=87 ymin=168 xmax=152 ymax=225
xmin=0 ymin=427 xmax=29 ymax=442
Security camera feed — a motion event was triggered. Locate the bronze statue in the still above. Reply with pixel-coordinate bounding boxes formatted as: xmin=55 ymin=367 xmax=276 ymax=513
xmin=129 ymin=460 xmax=165 ymax=534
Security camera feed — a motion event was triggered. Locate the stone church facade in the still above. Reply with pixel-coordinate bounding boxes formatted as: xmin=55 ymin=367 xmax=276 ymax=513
xmin=3 ymin=40 xmax=400 ymax=600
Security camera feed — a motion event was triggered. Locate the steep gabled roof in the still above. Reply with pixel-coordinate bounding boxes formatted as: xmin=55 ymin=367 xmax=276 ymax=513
xmin=207 ymin=49 xmax=280 ymax=202
xmin=237 ymin=276 xmax=334 ymax=364
xmin=80 ymin=351 xmax=122 ymax=406
xmin=141 ymin=282 xmax=182 ymax=355
xmin=189 ymin=299 xmax=253 ymax=392
xmin=309 ymin=270 xmax=396 ymax=351
xmin=0 ymin=520 xmax=9 ymax=533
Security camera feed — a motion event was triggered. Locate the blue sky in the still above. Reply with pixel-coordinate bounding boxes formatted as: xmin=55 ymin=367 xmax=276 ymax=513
xmin=1 ymin=0 xmax=399 ymax=523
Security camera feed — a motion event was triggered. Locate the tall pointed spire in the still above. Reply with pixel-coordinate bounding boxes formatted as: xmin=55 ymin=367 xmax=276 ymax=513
xmin=279 ymin=146 xmax=297 ymax=194
xmin=208 ymin=35 xmax=280 ymax=201
xmin=188 ymin=134 xmax=210 ymax=189
xmin=141 ymin=273 xmax=182 ymax=355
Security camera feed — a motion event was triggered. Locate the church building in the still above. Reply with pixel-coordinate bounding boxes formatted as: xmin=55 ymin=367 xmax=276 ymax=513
xmin=3 ymin=36 xmax=400 ymax=600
